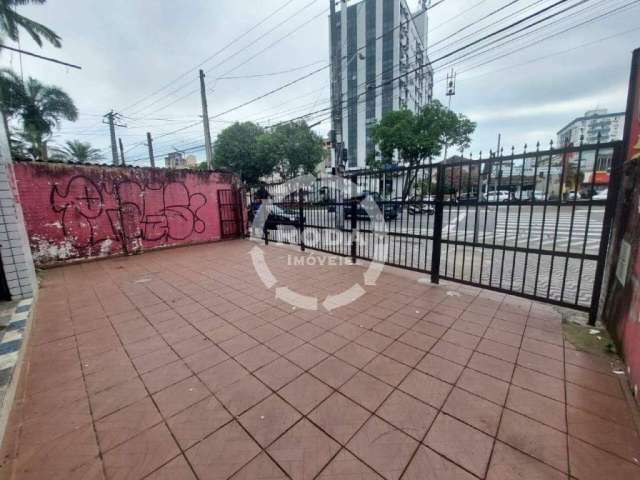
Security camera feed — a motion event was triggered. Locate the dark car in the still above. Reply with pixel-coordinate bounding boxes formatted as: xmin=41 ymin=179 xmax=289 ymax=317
xmin=254 ymin=204 xmax=304 ymax=230
xmin=457 ymin=192 xmax=480 ymax=205
xmin=344 ymin=191 xmax=399 ymax=221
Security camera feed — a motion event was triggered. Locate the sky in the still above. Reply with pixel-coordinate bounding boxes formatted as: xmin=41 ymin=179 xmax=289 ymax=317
xmin=2 ymin=0 xmax=639 ymax=167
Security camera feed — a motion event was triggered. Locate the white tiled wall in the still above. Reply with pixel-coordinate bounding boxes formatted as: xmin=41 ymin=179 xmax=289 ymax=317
xmin=0 ymin=118 xmax=36 ymax=299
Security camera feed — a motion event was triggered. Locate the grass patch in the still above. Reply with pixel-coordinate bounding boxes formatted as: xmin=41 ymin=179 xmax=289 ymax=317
xmin=563 ymin=321 xmax=617 ymax=356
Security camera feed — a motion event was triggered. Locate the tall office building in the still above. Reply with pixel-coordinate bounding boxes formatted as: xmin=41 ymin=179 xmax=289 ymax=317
xmin=330 ymin=0 xmax=433 ymax=170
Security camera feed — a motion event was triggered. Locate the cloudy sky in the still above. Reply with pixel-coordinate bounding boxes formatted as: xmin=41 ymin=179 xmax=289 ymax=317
xmin=2 ymin=0 xmax=638 ymax=166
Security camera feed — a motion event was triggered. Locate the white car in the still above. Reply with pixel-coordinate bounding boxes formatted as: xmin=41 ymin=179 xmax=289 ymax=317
xmin=592 ymin=189 xmax=608 ymax=200
xmin=485 ymin=191 xmax=511 ymax=203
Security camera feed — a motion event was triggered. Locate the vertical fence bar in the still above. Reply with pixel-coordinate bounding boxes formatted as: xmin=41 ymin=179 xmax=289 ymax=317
xmin=298 ymin=187 xmax=305 ymax=252
xmin=431 ymin=164 xmax=445 ymax=284
xmin=589 ymin=143 xmax=623 ymax=325
xmin=350 ymin=174 xmax=357 ymax=264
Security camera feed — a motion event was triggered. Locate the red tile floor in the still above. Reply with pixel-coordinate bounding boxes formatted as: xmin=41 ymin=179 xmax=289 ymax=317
xmin=1 ymin=240 xmax=639 ymax=480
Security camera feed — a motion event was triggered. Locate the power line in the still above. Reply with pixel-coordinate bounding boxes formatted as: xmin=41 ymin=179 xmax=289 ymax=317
xmin=0 ymin=44 xmax=82 ymax=69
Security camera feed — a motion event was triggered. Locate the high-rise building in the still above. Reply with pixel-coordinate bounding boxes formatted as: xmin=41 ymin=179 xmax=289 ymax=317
xmin=330 ymin=0 xmax=433 ymax=170
xmin=557 ymin=109 xmax=625 ymax=146
xmin=164 ymin=152 xmax=199 ymax=169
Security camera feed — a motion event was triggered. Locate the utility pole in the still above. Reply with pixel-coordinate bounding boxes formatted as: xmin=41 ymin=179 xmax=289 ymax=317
xmin=146 ymin=132 xmax=155 ymax=168
xmin=103 ymin=110 xmax=126 ymax=166
xmin=330 ymin=0 xmax=344 ymax=172
xmin=199 ymin=69 xmax=213 ymax=170
xmin=118 ymin=137 xmax=125 ymax=166
xmin=443 ymin=68 xmax=456 ymax=161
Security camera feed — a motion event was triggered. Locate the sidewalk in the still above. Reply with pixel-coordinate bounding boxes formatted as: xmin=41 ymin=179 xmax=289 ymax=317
xmin=0 ymin=239 xmax=638 ymax=480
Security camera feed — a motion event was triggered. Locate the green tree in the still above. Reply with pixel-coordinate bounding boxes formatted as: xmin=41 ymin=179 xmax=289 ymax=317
xmin=259 ymin=121 xmax=324 ymax=180
xmin=0 ymin=0 xmax=61 ymax=47
xmin=51 ymin=140 xmax=104 ymax=163
xmin=0 ymin=70 xmax=77 ymax=160
xmin=371 ymin=101 xmax=475 ymax=199
xmin=213 ymin=122 xmax=275 ymax=186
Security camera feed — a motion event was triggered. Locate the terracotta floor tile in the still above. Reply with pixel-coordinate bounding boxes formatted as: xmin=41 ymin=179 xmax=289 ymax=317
xmin=317 ymin=449 xmax=383 ymax=479
xmin=456 ymin=368 xmax=509 ymax=405
xmin=429 ymin=340 xmax=473 ymax=366
xmin=347 ymin=416 xmax=418 ymax=480
xmin=89 ymin=377 xmax=148 ymax=420
xmin=220 ymin=333 xmax=260 ymax=356
xmin=356 ymin=330 xmax=395 ymax=352
xmin=197 ymin=359 xmax=249 ymax=393
xmin=103 ymin=423 xmax=180 ymax=480
xmin=172 ymin=335 xmax=213 ymax=358
xmin=230 ymin=452 xmax=288 ymax=479
xmin=567 ymin=405 xmax=640 ymax=463
xmin=382 ymin=341 xmax=424 ymax=367
xmin=123 ymin=335 xmax=168 ymax=358
xmin=468 ymin=352 xmax=514 ymax=382
xmin=398 ymin=330 xmax=437 ymax=352
xmin=153 ymin=376 xmax=210 ymax=418
xmin=235 ymin=344 xmax=280 ymax=372
xmin=285 ymin=343 xmax=329 ymax=370
xmin=279 ymin=373 xmax=333 ymax=415
xmin=248 ymin=323 xmax=284 ymax=343
xmin=335 ymin=342 xmax=378 ymax=369
xmin=183 ymin=345 xmax=229 ymax=373
xmin=377 ymin=390 xmax=437 ymax=441
xmin=416 ymin=354 xmax=464 ymax=384
xmin=476 ymin=338 xmax=519 ymax=363
xmin=310 ymin=356 xmax=358 ymax=389
xmin=266 ymin=332 xmax=306 ymax=355
xmin=291 ymin=322 xmax=326 ymax=341
xmin=167 ymin=396 xmax=232 ymax=449
xmin=566 ymin=382 xmax=634 ymax=426
xmin=268 ymin=418 xmax=340 ymax=480
xmin=187 ymin=420 xmax=261 ymax=480
xmin=498 ymin=409 xmax=568 ymax=473
xmin=217 ymin=375 xmax=271 ymax=416
xmin=487 ymin=441 xmax=567 ymax=480
xmin=412 ymin=319 xmax=448 ymax=339
xmin=364 ymin=355 xmax=412 ymax=386
xmin=398 ymin=370 xmax=452 ymax=409
xmin=95 ymin=396 xmax=162 ymax=452
xmin=239 ymin=394 xmax=301 ymax=447
xmin=565 ymin=364 xmax=623 ymax=398
xmin=443 ymin=387 xmax=503 ymax=436
xmin=402 ymin=445 xmax=477 ymax=480
xmin=255 ymin=356 xmax=303 ymax=390
xmin=517 ymin=351 xmax=564 ymax=380
xmin=340 ymin=371 xmax=393 ymax=412
xmin=309 ymin=392 xmax=371 ymax=445
xmin=132 ymin=346 xmax=181 ymax=374
xmin=568 ymin=436 xmax=640 ymax=480
xmin=145 ymin=455 xmax=197 ymax=480
xmin=84 ymin=363 xmax=138 ymax=395
xmin=441 ymin=329 xmax=481 ymax=350
xmin=425 ymin=413 xmax=494 ymax=478
xmin=511 ymin=366 xmax=565 ymax=403
xmin=521 ymin=337 xmax=564 ymax=362
xmin=506 ymin=385 xmax=566 ymax=431
xmin=141 ymin=360 xmax=192 ymax=394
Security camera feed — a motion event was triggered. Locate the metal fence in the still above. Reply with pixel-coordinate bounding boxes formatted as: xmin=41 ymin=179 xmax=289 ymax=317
xmin=250 ymin=139 xmax=622 ymax=323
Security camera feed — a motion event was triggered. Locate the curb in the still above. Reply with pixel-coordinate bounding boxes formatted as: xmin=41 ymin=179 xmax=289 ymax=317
xmin=0 ymin=298 xmax=34 ymax=445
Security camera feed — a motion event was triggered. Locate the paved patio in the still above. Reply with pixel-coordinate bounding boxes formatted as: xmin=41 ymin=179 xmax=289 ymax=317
xmin=1 ymin=240 xmax=639 ymax=480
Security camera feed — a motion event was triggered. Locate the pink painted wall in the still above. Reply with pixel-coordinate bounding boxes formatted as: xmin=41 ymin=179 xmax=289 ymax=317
xmin=11 ymin=162 xmax=243 ymax=266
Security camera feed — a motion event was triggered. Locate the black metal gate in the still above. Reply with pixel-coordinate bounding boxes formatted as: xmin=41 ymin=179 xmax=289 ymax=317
xmin=217 ymin=188 xmax=243 ymax=239
xmin=251 ymin=138 xmax=622 ymax=323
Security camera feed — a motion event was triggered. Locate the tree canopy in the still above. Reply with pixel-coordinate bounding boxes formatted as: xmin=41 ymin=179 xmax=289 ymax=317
xmin=213 ymin=120 xmax=324 ymax=186
xmin=0 ymin=69 xmax=77 ymax=161
xmin=370 ymin=101 xmax=476 ymax=198
xmin=0 ymin=0 xmax=61 ymax=47
xmin=51 ymin=140 xmax=104 ymax=163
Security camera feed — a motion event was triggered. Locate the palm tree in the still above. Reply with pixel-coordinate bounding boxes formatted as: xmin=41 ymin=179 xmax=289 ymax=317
xmin=0 ymin=69 xmax=77 ymax=160
xmin=0 ymin=0 xmax=61 ymax=47
xmin=53 ymin=140 xmax=104 ymax=163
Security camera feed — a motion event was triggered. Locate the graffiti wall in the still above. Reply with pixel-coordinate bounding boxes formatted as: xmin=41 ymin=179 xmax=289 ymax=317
xmin=11 ymin=162 xmax=243 ymax=266
xmin=602 ymin=48 xmax=640 ymax=398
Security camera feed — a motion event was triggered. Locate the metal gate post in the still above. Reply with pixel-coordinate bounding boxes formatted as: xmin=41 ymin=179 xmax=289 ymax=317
xmin=350 ymin=175 xmax=358 ymax=264
xmin=589 ymin=143 xmax=623 ymax=325
xmin=298 ymin=187 xmax=305 ymax=252
xmin=431 ymin=164 xmax=445 ymax=284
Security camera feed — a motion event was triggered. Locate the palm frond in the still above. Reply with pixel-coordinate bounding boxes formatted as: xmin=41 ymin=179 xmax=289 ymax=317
xmin=10 ymin=11 xmax=61 ymax=47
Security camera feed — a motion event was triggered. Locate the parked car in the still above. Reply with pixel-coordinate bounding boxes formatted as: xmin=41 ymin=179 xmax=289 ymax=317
xmin=262 ymin=205 xmax=304 ymax=229
xmin=523 ymin=190 xmax=547 ymax=202
xmin=457 ymin=192 xmax=480 ymax=205
xmin=485 ymin=190 xmax=512 ymax=203
xmin=565 ymin=191 xmax=579 ymax=201
xmin=406 ymin=195 xmax=435 ymax=215
xmin=344 ymin=191 xmax=399 ymax=221
xmin=592 ymin=189 xmax=608 ymax=201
